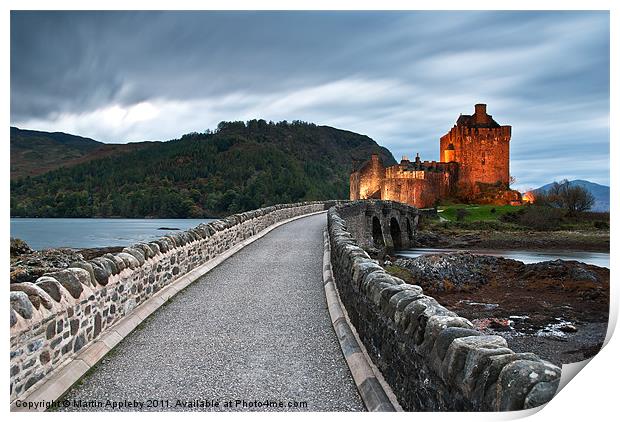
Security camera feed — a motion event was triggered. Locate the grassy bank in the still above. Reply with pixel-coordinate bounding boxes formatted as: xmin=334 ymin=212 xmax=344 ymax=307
xmin=417 ymin=204 xmax=609 ymax=252
xmin=438 ymin=204 xmax=522 ymax=223
xmin=435 ymin=204 xmax=608 ymax=231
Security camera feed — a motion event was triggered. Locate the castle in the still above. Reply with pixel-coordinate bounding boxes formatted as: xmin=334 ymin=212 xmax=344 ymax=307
xmin=350 ymin=104 xmax=521 ymax=208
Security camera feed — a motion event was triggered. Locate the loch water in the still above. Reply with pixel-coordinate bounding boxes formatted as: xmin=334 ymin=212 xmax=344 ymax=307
xmin=397 ymin=247 xmax=609 ymax=268
xmin=10 ymin=218 xmax=216 ymax=250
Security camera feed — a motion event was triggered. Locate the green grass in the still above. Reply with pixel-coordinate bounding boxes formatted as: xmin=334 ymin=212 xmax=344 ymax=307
xmin=438 ymin=204 xmax=523 ymax=222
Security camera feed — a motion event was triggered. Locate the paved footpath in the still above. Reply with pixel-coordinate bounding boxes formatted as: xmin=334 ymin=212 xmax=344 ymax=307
xmin=59 ymin=213 xmax=365 ymax=412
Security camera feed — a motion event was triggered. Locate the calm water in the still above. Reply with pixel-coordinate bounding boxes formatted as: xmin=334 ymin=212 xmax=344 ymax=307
xmin=397 ymin=248 xmax=609 ymax=268
xmin=10 ymin=218 xmax=216 ymax=250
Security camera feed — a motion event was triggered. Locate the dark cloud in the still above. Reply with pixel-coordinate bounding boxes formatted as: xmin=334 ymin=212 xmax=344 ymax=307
xmin=10 ymin=11 xmax=609 ymax=189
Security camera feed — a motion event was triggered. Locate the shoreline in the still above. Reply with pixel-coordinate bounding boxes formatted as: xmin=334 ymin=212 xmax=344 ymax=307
xmin=413 ymin=228 xmax=610 ymax=252
xmin=386 ymin=252 xmax=610 ymax=367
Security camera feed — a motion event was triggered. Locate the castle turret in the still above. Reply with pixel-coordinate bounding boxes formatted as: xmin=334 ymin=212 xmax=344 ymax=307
xmin=440 ymin=103 xmax=511 ymax=195
xmin=474 ymin=103 xmax=489 ymax=125
xmin=350 ymin=152 xmax=385 ymax=200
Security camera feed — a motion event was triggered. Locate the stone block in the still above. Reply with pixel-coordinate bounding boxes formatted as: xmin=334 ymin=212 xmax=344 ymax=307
xmin=443 ymin=335 xmax=508 ymax=387
xmin=122 ymin=247 xmax=145 ymax=266
xmin=432 ymin=327 xmax=482 ymax=364
xmin=351 ymin=261 xmax=383 ymax=293
xmin=403 ymin=297 xmax=454 ymax=345
xmin=419 ymin=315 xmax=473 ymax=358
xmin=43 ymin=270 xmax=83 ymax=299
xmin=474 ymin=352 xmax=542 ymax=411
xmin=117 ymin=252 xmax=140 ymax=269
xmin=90 ymin=263 xmax=110 ymax=286
xmin=461 ymin=346 xmax=513 ymax=402
xmin=496 ymin=360 xmax=561 ymax=411
xmin=104 ymin=253 xmax=126 ymax=272
xmin=10 ymin=291 xmax=34 ymax=319
xmin=92 ymin=257 xmax=118 ymax=276
xmin=35 ymin=277 xmax=65 ymax=302
xmin=388 ymin=288 xmax=424 ymax=323
xmin=10 ymin=309 xmax=17 ymax=327
xmin=68 ymin=262 xmax=97 ymax=287
xmin=378 ymin=284 xmax=420 ymax=315
xmin=361 ymin=271 xmax=396 ymax=297
xmin=66 ymin=268 xmax=92 ymax=288
xmin=10 ymin=282 xmax=55 ymax=310
xmin=524 ymin=379 xmax=560 ymax=409
xmin=147 ymin=242 xmax=161 ymax=256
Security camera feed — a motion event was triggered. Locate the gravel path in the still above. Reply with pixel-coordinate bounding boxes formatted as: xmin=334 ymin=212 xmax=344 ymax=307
xmin=58 ymin=213 xmax=365 ymax=412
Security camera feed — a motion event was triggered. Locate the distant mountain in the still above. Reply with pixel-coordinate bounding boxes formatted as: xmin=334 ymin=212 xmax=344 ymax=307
xmin=10 ymin=127 xmax=157 ymax=179
xmin=10 ymin=120 xmax=396 ymax=218
xmin=533 ymin=179 xmax=609 ymax=212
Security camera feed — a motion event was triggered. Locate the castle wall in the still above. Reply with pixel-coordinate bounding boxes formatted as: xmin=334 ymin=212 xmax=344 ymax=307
xmin=350 ymin=154 xmax=385 ymax=200
xmin=440 ymin=126 xmax=511 ymax=195
xmin=381 ymin=164 xmax=458 ymax=208
xmin=381 ymin=177 xmax=436 ymax=209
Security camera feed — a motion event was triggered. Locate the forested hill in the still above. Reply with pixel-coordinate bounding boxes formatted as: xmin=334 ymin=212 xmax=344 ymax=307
xmin=11 ymin=126 xmax=157 ymax=179
xmin=11 ymin=120 xmax=396 ymax=218
xmin=11 ymin=127 xmax=102 ymax=179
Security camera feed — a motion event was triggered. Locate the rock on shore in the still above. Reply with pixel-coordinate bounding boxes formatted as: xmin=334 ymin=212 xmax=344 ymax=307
xmin=10 ymin=238 xmax=123 ymax=284
xmin=392 ymin=251 xmax=606 ymax=295
xmin=389 ymin=252 xmax=609 ymax=365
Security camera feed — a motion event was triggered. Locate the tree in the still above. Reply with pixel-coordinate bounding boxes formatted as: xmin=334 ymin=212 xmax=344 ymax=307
xmin=508 ymin=176 xmax=517 ymax=188
xmin=563 ymin=184 xmax=596 ymax=214
xmin=535 ymin=180 xmax=595 ymax=215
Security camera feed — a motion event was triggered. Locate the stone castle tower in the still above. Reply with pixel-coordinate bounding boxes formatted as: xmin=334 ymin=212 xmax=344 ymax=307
xmin=439 ymin=104 xmax=511 ymax=195
xmin=350 ymin=104 xmax=520 ymax=208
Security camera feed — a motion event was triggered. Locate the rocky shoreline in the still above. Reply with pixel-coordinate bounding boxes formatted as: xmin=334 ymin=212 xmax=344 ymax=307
xmin=414 ymin=228 xmax=610 ymax=252
xmin=386 ymin=252 xmax=609 ymax=366
xmin=10 ymin=238 xmax=123 ymax=284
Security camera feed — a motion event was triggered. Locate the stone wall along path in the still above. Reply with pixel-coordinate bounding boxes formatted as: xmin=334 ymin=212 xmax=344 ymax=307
xmin=57 ymin=213 xmax=364 ymax=412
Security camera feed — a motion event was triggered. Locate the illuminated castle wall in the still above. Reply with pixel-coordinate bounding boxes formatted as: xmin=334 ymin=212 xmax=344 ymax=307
xmin=350 ymin=104 xmax=520 ymax=208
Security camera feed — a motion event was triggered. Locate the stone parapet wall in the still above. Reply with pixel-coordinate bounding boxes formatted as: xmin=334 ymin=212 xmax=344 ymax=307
xmin=10 ymin=201 xmax=327 ymax=403
xmin=327 ymin=201 xmax=561 ymax=411
xmin=334 ymin=200 xmax=418 ymax=253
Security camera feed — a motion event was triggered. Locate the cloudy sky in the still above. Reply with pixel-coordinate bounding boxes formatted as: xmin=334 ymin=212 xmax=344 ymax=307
xmin=11 ymin=11 xmax=609 ymax=190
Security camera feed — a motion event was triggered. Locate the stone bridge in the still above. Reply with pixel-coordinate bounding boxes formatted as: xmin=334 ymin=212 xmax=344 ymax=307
xmin=333 ymin=200 xmax=419 ymax=253
xmin=9 ymin=200 xmax=560 ymax=412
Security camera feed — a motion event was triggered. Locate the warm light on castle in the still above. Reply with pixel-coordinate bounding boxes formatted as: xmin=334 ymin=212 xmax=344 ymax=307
xmin=350 ymin=104 xmax=521 ymax=208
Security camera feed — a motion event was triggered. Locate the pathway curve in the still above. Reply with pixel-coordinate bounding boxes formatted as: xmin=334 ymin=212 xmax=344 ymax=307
xmin=59 ymin=213 xmax=364 ymax=412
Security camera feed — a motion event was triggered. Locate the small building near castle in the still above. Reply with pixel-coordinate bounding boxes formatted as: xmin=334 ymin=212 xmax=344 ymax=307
xmin=350 ymin=104 xmax=521 ymax=208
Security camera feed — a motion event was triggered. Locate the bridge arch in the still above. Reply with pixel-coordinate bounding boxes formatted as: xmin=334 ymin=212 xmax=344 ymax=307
xmin=390 ymin=217 xmax=402 ymax=250
xmin=372 ymin=216 xmax=385 ymax=249
xmin=406 ymin=218 xmax=414 ymax=243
